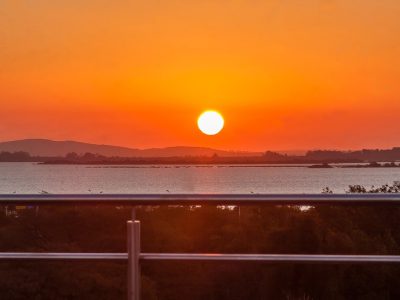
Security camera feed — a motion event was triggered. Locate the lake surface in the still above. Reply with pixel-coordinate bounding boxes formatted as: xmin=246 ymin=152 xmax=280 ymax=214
xmin=1 ymin=162 xmax=400 ymax=194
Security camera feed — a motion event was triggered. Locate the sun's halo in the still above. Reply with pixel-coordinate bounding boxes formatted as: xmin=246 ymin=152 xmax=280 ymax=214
xmin=197 ymin=111 xmax=224 ymax=135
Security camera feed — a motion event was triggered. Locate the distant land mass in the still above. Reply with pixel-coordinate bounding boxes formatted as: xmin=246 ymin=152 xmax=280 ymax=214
xmin=0 ymin=139 xmax=261 ymax=157
xmin=1 ymin=139 xmax=400 ymax=165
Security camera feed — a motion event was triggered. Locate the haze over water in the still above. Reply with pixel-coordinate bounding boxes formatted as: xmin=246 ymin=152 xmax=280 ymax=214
xmin=1 ymin=163 xmax=400 ymax=194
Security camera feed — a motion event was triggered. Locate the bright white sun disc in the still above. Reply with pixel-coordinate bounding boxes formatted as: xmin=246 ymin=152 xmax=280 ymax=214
xmin=197 ymin=111 xmax=224 ymax=135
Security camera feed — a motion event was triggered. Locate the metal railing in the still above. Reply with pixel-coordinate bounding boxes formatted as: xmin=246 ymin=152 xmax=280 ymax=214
xmin=1 ymin=194 xmax=400 ymax=300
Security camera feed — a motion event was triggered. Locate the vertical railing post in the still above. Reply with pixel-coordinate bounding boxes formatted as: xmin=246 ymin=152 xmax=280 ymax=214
xmin=131 ymin=207 xmax=136 ymax=221
xmin=127 ymin=220 xmax=141 ymax=300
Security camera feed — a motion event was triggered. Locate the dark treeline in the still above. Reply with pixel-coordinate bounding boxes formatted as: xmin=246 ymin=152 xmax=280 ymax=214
xmin=0 ymin=184 xmax=400 ymax=299
xmin=0 ymin=151 xmax=34 ymax=162
xmin=265 ymin=148 xmax=400 ymax=163
xmin=2 ymin=147 xmax=400 ymax=164
xmin=305 ymin=148 xmax=400 ymax=162
xmin=0 ymin=151 xmax=54 ymax=162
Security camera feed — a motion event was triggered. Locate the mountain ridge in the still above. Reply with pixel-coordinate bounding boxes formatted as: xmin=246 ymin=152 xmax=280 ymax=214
xmin=0 ymin=139 xmax=262 ymax=157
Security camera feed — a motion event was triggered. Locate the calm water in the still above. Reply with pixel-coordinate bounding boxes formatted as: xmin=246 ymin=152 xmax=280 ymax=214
xmin=1 ymin=162 xmax=400 ymax=194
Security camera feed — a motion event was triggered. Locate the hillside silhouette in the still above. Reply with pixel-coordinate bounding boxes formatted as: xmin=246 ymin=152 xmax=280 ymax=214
xmin=0 ymin=139 xmax=260 ymax=158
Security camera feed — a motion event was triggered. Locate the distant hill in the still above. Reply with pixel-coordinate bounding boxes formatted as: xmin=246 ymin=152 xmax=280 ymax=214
xmin=0 ymin=139 xmax=262 ymax=157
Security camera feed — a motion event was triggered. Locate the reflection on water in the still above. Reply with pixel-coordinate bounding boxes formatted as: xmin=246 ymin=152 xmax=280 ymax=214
xmin=1 ymin=162 xmax=400 ymax=194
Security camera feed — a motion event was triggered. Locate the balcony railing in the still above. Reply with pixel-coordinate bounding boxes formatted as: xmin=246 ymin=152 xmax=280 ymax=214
xmin=1 ymin=194 xmax=400 ymax=300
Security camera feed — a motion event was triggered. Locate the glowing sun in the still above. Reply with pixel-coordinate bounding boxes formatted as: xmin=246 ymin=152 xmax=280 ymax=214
xmin=197 ymin=111 xmax=224 ymax=135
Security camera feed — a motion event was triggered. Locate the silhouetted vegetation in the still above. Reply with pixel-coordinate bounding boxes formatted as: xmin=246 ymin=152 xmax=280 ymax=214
xmin=346 ymin=182 xmax=400 ymax=193
xmin=0 ymin=184 xmax=400 ymax=299
xmin=305 ymin=148 xmax=400 ymax=162
xmin=2 ymin=147 xmax=400 ymax=164
xmin=44 ymin=147 xmax=400 ymax=164
xmin=0 ymin=151 xmax=32 ymax=162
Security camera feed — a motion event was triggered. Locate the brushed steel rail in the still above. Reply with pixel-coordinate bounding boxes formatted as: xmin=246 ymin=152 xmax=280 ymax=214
xmin=1 ymin=193 xmax=400 ymax=205
xmin=0 ymin=252 xmax=127 ymax=260
xmin=140 ymin=253 xmax=400 ymax=263
xmin=0 ymin=253 xmax=399 ymax=264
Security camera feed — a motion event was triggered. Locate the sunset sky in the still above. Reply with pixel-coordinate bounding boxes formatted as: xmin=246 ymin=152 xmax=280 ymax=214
xmin=1 ymin=0 xmax=399 ymax=151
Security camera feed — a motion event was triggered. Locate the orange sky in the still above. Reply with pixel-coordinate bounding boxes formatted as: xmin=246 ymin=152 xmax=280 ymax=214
xmin=1 ymin=0 xmax=400 ymax=151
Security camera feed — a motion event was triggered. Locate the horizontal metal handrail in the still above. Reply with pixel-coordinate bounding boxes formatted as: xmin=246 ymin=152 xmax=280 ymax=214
xmin=140 ymin=253 xmax=400 ymax=263
xmin=1 ymin=253 xmax=400 ymax=263
xmin=1 ymin=193 xmax=400 ymax=205
xmin=1 ymin=194 xmax=400 ymax=300
xmin=0 ymin=253 xmax=127 ymax=260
